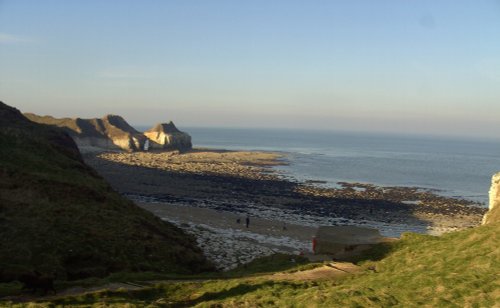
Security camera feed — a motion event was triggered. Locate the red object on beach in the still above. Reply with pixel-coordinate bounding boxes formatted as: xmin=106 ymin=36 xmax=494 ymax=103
xmin=312 ymin=236 xmax=317 ymax=254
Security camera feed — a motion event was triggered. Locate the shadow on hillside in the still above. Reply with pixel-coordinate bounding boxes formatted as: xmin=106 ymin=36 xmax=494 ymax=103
xmin=345 ymin=242 xmax=397 ymax=264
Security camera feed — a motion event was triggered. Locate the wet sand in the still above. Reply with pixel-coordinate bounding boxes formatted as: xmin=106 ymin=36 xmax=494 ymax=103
xmin=138 ymin=201 xmax=317 ymax=269
xmin=138 ymin=201 xmax=316 ymax=243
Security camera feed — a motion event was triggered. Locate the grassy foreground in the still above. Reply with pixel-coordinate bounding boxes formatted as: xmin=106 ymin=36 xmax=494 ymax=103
xmin=4 ymin=221 xmax=498 ymax=307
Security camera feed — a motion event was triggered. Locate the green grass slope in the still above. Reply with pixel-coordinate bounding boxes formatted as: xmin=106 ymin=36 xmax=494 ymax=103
xmin=20 ymin=205 xmax=497 ymax=306
xmin=31 ymin=222 xmax=498 ymax=307
xmin=197 ymin=218 xmax=499 ymax=307
xmin=193 ymin=214 xmax=500 ymax=307
xmin=0 ymin=102 xmax=213 ymax=281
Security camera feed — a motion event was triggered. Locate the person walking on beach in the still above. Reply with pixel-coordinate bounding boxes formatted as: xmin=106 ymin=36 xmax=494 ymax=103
xmin=245 ymin=215 xmax=250 ymax=228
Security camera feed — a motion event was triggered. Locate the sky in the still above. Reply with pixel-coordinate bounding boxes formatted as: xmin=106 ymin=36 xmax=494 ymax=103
xmin=1 ymin=0 xmax=499 ymax=139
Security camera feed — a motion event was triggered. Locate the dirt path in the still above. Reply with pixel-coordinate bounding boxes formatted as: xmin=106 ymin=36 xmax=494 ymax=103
xmin=1 ymin=282 xmax=146 ymax=303
xmin=270 ymin=262 xmax=361 ymax=281
xmin=3 ymin=262 xmax=361 ymax=303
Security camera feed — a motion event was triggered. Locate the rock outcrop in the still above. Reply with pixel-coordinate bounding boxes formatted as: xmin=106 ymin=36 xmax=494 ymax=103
xmin=144 ymin=122 xmax=192 ymax=151
xmin=483 ymin=172 xmax=500 ymax=224
xmin=25 ymin=113 xmax=147 ymax=152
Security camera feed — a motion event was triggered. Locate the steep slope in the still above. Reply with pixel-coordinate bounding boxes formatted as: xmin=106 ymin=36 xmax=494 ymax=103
xmin=0 ymin=102 xmax=212 ymax=280
xmin=202 ymin=218 xmax=498 ymax=306
xmin=31 ymin=222 xmax=499 ymax=306
xmin=195 ymin=206 xmax=498 ymax=306
xmin=24 ymin=113 xmax=147 ymax=152
xmin=144 ymin=121 xmax=192 ymax=151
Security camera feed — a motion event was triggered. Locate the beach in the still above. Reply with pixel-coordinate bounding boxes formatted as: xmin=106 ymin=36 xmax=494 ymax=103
xmin=84 ymin=149 xmax=486 ymax=270
xmin=138 ymin=201 xmax=315 ymax=270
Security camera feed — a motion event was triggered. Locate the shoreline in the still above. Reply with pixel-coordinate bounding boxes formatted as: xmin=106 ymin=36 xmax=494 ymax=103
xmin=82 ymin=146 xmax=488 ymax=205
xmin=84 ymin=148 xmax=486 ymax=232
xmin=89 ymin=147 xmax=486 ymax=208
xmin=137 ymin=201 xmax=315 ymax=270
xmin=83 ymin=147 xmax=487 ymax=270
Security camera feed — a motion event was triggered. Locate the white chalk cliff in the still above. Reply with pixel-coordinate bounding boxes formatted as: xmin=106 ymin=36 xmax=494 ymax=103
xmin=483 ymin=172 xmax=500 ymax=224
xmin=24 ymin=114 xmax=193 ymax=152
xmin=24 ymin=113 xmax=147 ymax=152
xmin=144 ymin=122 xmax=192 ymax=151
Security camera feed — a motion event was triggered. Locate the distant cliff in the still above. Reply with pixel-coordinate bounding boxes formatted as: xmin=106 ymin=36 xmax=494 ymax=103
xmin=25 ymin=113 xmax=147 ymax=152
xmin=144 ymin=122 xmax=192 ymax=151
xmin=24 ymin=114 xmax=191 ymax=152
xmin=483 ymin=172 xmax=500 ymax=224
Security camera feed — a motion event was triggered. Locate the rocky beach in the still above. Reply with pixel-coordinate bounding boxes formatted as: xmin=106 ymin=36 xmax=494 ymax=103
xmin=84 ymin=149 xmax=486 ymax=270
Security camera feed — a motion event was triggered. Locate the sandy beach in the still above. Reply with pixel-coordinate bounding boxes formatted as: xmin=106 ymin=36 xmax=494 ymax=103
xmin=138 ymin=201 xmax=316 ymax=270
xmin=84 ymin=148 xmax=487 ymax=269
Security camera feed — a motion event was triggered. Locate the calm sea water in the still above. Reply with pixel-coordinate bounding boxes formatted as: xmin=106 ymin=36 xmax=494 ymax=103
xmin=138 ymin=126 xmax=500 ymax=205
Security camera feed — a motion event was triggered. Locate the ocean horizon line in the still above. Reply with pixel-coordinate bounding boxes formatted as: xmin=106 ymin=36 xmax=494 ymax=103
xmin=133 ymin=125 xmax=500 ymax=144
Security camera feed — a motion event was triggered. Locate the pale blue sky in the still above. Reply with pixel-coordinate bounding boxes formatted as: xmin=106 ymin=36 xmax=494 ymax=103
xmin=1 ymin=1 xmax=499 ymax=139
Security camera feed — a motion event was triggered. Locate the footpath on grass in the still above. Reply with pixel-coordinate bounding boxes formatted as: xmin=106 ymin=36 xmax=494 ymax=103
xmin=1 ymin=260 xmax=360 ymax=304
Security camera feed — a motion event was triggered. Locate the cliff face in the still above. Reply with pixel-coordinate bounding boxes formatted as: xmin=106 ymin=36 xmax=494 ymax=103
xmin=25 ymin=114 xmax=192 ymax=152
xmin=25 ymin=113 xmax=147 ymax=152
xmin=483 ymin=172 xmax=500 ymax=224
xmin=144 ymin=122 xmax=192 ymax=151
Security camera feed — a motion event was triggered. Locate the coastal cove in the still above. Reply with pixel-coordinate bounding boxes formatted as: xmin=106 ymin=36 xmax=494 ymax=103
xmin=85 ymin=148 xmax=486 ymax=271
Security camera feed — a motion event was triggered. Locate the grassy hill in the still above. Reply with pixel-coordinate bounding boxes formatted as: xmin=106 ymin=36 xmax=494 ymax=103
xmin=26 ymin=220 xmax=497 ymax=307
xmin=0 ymin=101 xmax=213 ymax=281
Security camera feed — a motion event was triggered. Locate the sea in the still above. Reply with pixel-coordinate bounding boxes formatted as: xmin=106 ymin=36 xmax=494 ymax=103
xmin=138 ymin=126 xmax=500 ymax=206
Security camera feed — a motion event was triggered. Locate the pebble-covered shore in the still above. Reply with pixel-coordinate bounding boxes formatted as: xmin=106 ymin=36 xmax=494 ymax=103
xmin=169 ymin=220 xmax=303 ymax=270
xmin=84 ymin=149 xmax=487 ymax=269
xmin=137 ymin=202 xmax=313 ymax=270
xmin=86 ymin=150 xmax=485 ymax=229
xmin=96 ymin=149 xmax=285 ymax=181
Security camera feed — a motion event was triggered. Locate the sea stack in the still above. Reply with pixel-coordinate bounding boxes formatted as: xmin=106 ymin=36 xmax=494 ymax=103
xmin=24 ymin=113 xmax=147 ymax=152
xmin=143 ymin=121 xmax=192 ymax=151
xmin=482 ymin=172 xmax=500 ymax=224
